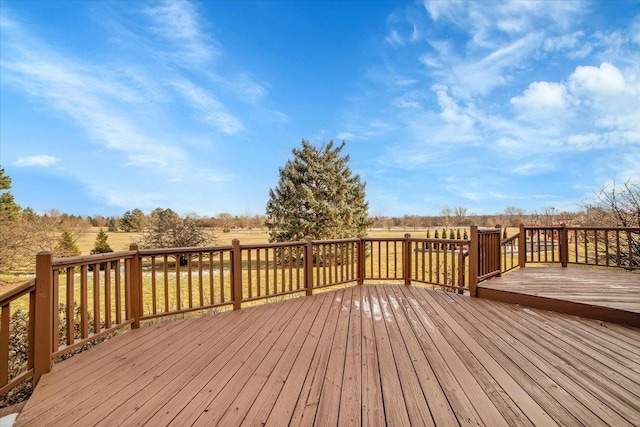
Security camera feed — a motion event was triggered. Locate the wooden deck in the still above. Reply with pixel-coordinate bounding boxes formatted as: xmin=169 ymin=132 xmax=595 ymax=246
xmin=478 ymin=267 xmax=640 ymax=327
xmin=16 ymin=284 xmax=640 ymax=426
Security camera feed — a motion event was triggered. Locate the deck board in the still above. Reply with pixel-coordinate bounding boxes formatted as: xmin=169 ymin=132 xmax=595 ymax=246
xmin=16 ymin=284 xmax=640 ymax=426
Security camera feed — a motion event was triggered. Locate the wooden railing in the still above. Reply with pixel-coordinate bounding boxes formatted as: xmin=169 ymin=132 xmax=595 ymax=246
xmin=0 ymin=226 xmax=502 ymax=399
xmin=518 ymin=225 xmax=639 ymax=270
xmin=0 ymin=280 xmax=35 ymax=398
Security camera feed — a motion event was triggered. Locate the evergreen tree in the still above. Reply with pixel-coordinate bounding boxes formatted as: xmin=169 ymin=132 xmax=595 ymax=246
xmin=56 ymin=231 xmax=80 ymax=258
xmin=121 ymin=209 xmax=146 ymax=232
xmin=91 ymin=229 xmax=113 ymax=254
xmin=266 ymin=140 xmax=371 ymax=242
xmin=0 ymin=168 xmax=21 ymax=221
xmin=107 ymin=217 xmax=119 ymax=232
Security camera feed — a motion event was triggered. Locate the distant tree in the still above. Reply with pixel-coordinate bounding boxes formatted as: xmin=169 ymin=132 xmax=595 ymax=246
xmin=216 ymin=212 xmax=234 ymax=232
xmin=107 ymin=217 xmax=119 ymax=232
xmin=266 ymin=140 xmax=371 ymax=242
xmin=121 ymin=209 xmax=146 ymax=232
xmin=541 ymin=207 xmax=558 ymax=226
xmin=581 ymin=179 xmax=639 ymax=267
xmin=440 ymin=207 xmax=453 ymax=227
xmin=502 ymin=206 xmax=526 ymax=227
xmin=1 ymin=168 xmax=58 ymax=273
xmin=91 ymin=229 xmax=113 ymax=254
xmin=89 ymin=228 xmax=114 ymax=271
xmin=453 ymin=207 xmax=467 ymax=225
xmin=55 ymin=231 xmax=80 ymax=258
xmin=0 ymin=168 xmax=21 ymax=221
xmin=142 ymin=209 xmax=216 ymax=264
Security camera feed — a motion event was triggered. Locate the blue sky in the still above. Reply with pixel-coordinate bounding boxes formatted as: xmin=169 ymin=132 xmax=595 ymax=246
xmin=1 ymin=1 xmax=639 ymax=218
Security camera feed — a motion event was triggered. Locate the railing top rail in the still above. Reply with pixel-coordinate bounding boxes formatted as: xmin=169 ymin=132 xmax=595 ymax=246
xmin=240 ymin=241 xmax=306 ymax=250
xmin=0 ymin=278 xmax=36 ymax=306
xmin=360 ymin=237 xmax=407 ymax=242
xmin=523 ymin=225 xmax=640 ymax=232
xmin=138 ymin=245 xmax=233 ymax=256
xmin=502 ymin=234 xmax=519 ymax=244
xmin=311 ymin=238 xmax=359 ymax=245
xmin=51 ymin=250 xmax=137 ymax=268
xmin=408 ymin=237 xmax=471 ymax=244
xmin=478 ymin=228 xmax=501 ymax=234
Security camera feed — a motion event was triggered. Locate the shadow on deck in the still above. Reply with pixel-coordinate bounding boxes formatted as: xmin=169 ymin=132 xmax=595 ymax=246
xmin=478 ymin=267 xmax=640 ymax=327
xmin=16 ymin=284 xmax=640 ymax=426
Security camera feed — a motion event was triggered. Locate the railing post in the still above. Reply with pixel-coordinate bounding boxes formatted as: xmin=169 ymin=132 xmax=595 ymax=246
xmin=403 ymin=233 xmax=411 ymax=285
xmin=231 ymin=239 xmax=242 ymax=310
xmin=304 ymin=236 xmax=314 ymax=296
xmin=495 ymin=224 xmax=502 ymax=276
xmin=357 ymin=234 xmax=365 ymax=285
xmin=560 ymin=224 xmax=568 ymax=267
xmin=34 ymin=251 xmax=53 ymax=386
xmin=128 ymin=243 xmax=141 ymax=329
xmin=468 ymin=226 xmax=479 ymax=297
xmin=518 ymin=223 xmax=526 ymax=269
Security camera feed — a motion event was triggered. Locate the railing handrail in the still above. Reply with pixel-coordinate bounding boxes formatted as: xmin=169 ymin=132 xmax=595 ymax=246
xmin=51 ymin=250 xmax=137 ymax=268
xmin=0 ymin=279 xmax=35 ymax=307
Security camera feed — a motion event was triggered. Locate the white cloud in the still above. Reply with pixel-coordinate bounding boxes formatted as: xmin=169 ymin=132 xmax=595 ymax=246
xmin=171 ymin=79 xmax=243 ymax=134
xmin=510 ymin=81 xmax=570 ymax=111
xmin=569 ymin=62 xmax=626 ymax=95
xmin=141 ymin=0 xmax=218 ymax=66
xmin=13 ymin=155 xmax=60 ymax=167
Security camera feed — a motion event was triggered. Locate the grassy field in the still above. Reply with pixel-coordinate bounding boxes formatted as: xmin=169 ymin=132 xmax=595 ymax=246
xmin=74 ymin=227 xmax=448 ymax=254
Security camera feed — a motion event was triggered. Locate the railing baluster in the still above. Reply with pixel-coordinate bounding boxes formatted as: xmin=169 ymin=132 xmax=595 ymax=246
xmin=80 ymin=265 xmax=88 ymax=339
xmin=66 ymin=270 xmax=74 ymax=346
xmin=105 ymin=262 xmax=112 ymax=329
xmin=0 ymin=304 xmax=10 ymax=385
xmin=115 ymin=260 xmax=122 ymax=325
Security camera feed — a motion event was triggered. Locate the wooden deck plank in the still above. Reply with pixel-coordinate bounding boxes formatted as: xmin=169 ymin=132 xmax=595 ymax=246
xmin=286 ymin=289 xmax=344 ymax=426
xmin=145 ymin=294 xmax=309 ymax=427
xmin=69 ymin=301 xmax=290 ymax=426
xmin=382 ymin=286 xmax=457 ymax=427
xmin=336 ymin=286 xmax=362 ymax=426
xmin=418 ymin=288 xmax=557 ymax=426
xmin=18 ymin=317 xmax=215 ymax=424
xmin=214 ymin=293 xmax=328 ymax=426
xmin=311 ymin=286 xmax=352 ymax=427
xmin=239 ymin=292 xmax=333 ymax=425
xmin=367 ymin=286 xmax=411 ymax=426
xmin=359 ymin=286 xmax=385 ymax=426
xmin=497 ymin=307 xmax=640 ymax=423
xmin=433 ymin=290 xmax=587 ymax=426
xmin=15 ymin=282 xmax=640 ymax=427
xmin=392 ymin=288 xmax=487 ymax=426
xmin=479 ymin=296 xmax=637 ymax=426
xmin=375 ymin=286 xmax=435 ymax=426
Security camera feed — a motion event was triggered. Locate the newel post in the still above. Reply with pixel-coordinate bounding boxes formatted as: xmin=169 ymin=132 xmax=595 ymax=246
xmin=560 ymin=224 xmax=568 ymax=268
xmin=304 ymin=236 xmax=314 ymax=296
xmin=403 ymin=233 xmax=411 ymax=285
xmin=231 ymin=239 xmax=242 ymax=310
xmin=495 ymin=224 xmax=502 ymax=276
xmin=34 ymin=251 xmax=53 ymax=386
xmin=128 ymin=243 xmax=141 ymax=329
xmin=357 ymin=234 xmax=365 ymax=285
xmin=518 ymin=223 xmax=526 ymax=269
xmin=468 ymin=226 xmax=479 ymax=297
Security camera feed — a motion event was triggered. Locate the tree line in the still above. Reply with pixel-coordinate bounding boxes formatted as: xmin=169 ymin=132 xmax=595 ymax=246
xmin=2 ymin=137 xmax=637 ymax=277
